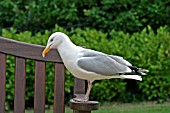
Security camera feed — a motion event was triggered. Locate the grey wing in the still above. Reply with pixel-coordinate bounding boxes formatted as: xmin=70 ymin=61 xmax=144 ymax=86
xmin=109 ymin=55 xmax=132 ymax=66
xmin=77 ymin=50 xmax=131 ymax=76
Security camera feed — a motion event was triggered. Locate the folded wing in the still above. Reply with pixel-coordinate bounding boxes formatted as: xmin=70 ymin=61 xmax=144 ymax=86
xmin=77 ymin=50 xmax=132 ymax=76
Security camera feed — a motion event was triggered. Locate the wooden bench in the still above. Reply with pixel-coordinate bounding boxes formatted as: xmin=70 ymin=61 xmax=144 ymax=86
xmin=0 ymin=37 xmax=99 ymax=113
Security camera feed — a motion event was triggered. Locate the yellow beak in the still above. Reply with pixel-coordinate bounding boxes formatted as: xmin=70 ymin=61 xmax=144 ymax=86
xmin=42 ymin=46 xmax=51 ymax=57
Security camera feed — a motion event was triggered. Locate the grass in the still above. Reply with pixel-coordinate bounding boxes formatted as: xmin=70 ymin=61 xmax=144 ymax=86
xmin=92 ymin=102 xmax=170 ymax=113
xmin=24 ymin=102 xmax=170 ymax=113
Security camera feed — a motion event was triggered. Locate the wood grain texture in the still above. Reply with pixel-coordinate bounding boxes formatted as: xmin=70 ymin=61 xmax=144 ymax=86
xmin=0 ymin=53 xmax=6 ymax=113
xmin=70 ymin=99 xmax=99 ymax=113
xmin=74 ymin=77 xmax=85 ymax=95
xmin=73 ymin=110 xmax=92 ymax=113
xmin=34 ymin=61 xmax=46 ymax=113
xmin=14 ymin=57 xmax=26 ymax=113
xmin=54 ymin=63 xmax=65 ymax=113
xmin=0 ymin=37 xmax=62 ymax=62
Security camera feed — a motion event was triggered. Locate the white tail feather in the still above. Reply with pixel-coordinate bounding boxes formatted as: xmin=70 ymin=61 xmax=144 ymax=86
xmin=121 ymin=75 xmax=142 ymax=81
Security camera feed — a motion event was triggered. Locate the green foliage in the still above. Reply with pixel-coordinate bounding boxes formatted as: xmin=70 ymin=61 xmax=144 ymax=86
xmin=6 ymin=56 xmax=15 ymax=109
xmin=0 ymin=0 xmax=169 ymax=33
xmin=1 ymin=25 xmax=170 ymax=109
xmin=91 ymin=79 xmax=126 ymax=102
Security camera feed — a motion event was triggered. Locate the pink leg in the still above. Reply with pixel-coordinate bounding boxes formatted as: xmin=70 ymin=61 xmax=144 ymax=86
xmin=74 ymin=81 xmax=93 ymax=102
xmin=85 ymin=81 xmax=92 ymax=100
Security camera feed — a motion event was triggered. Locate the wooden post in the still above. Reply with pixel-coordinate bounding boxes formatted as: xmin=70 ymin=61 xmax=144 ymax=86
xmin=70 ymin=77 xmax=99 ymax=113
xmin=70 ymin=99 xmax=99 ymax=113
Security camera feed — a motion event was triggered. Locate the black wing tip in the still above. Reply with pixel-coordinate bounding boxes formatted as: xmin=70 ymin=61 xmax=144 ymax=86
xmin=128 ymin=66 xmax=149 ymax=76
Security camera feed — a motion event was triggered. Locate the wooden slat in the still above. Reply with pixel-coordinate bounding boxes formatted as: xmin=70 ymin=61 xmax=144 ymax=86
xmin=34 ymin=61 xmax=46 ymax=113
xmin=0 ymin=53 xmax=6 ymax=113
xmin=54 ymin=63 xmax=65 ymax=113
xmin=0 ymin=37 xmax=62 ymax=62
xmin=14 ymin=57 xmax=26 ymax=113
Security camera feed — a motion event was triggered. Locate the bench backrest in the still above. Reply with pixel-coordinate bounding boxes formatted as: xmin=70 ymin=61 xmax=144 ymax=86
xmin=0 ymin=37 xmax=70 ymax=113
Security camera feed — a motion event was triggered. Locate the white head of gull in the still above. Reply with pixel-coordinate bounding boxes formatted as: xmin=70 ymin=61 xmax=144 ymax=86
xmin=42 ymin=32 xmax=148 ymax=102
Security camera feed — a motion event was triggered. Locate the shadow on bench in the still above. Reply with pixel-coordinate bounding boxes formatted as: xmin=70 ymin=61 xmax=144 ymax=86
xmin=0 ymin=37 xmax=99 ymax=113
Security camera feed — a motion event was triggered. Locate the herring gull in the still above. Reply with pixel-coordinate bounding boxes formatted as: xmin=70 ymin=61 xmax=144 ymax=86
xmin=42 ymin=32 xmax=148 ymax=102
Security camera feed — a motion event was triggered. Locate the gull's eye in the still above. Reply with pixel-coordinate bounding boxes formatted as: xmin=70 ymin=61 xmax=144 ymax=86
xmin=50 ymin=38 xmax=53 ymax=42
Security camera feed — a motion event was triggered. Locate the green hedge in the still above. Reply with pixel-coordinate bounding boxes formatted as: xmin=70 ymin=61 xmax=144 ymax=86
xmin=0 ymin=0 xmax=169 ymax=33
xmin=1 ymin=25 xmax=170 ymax=109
